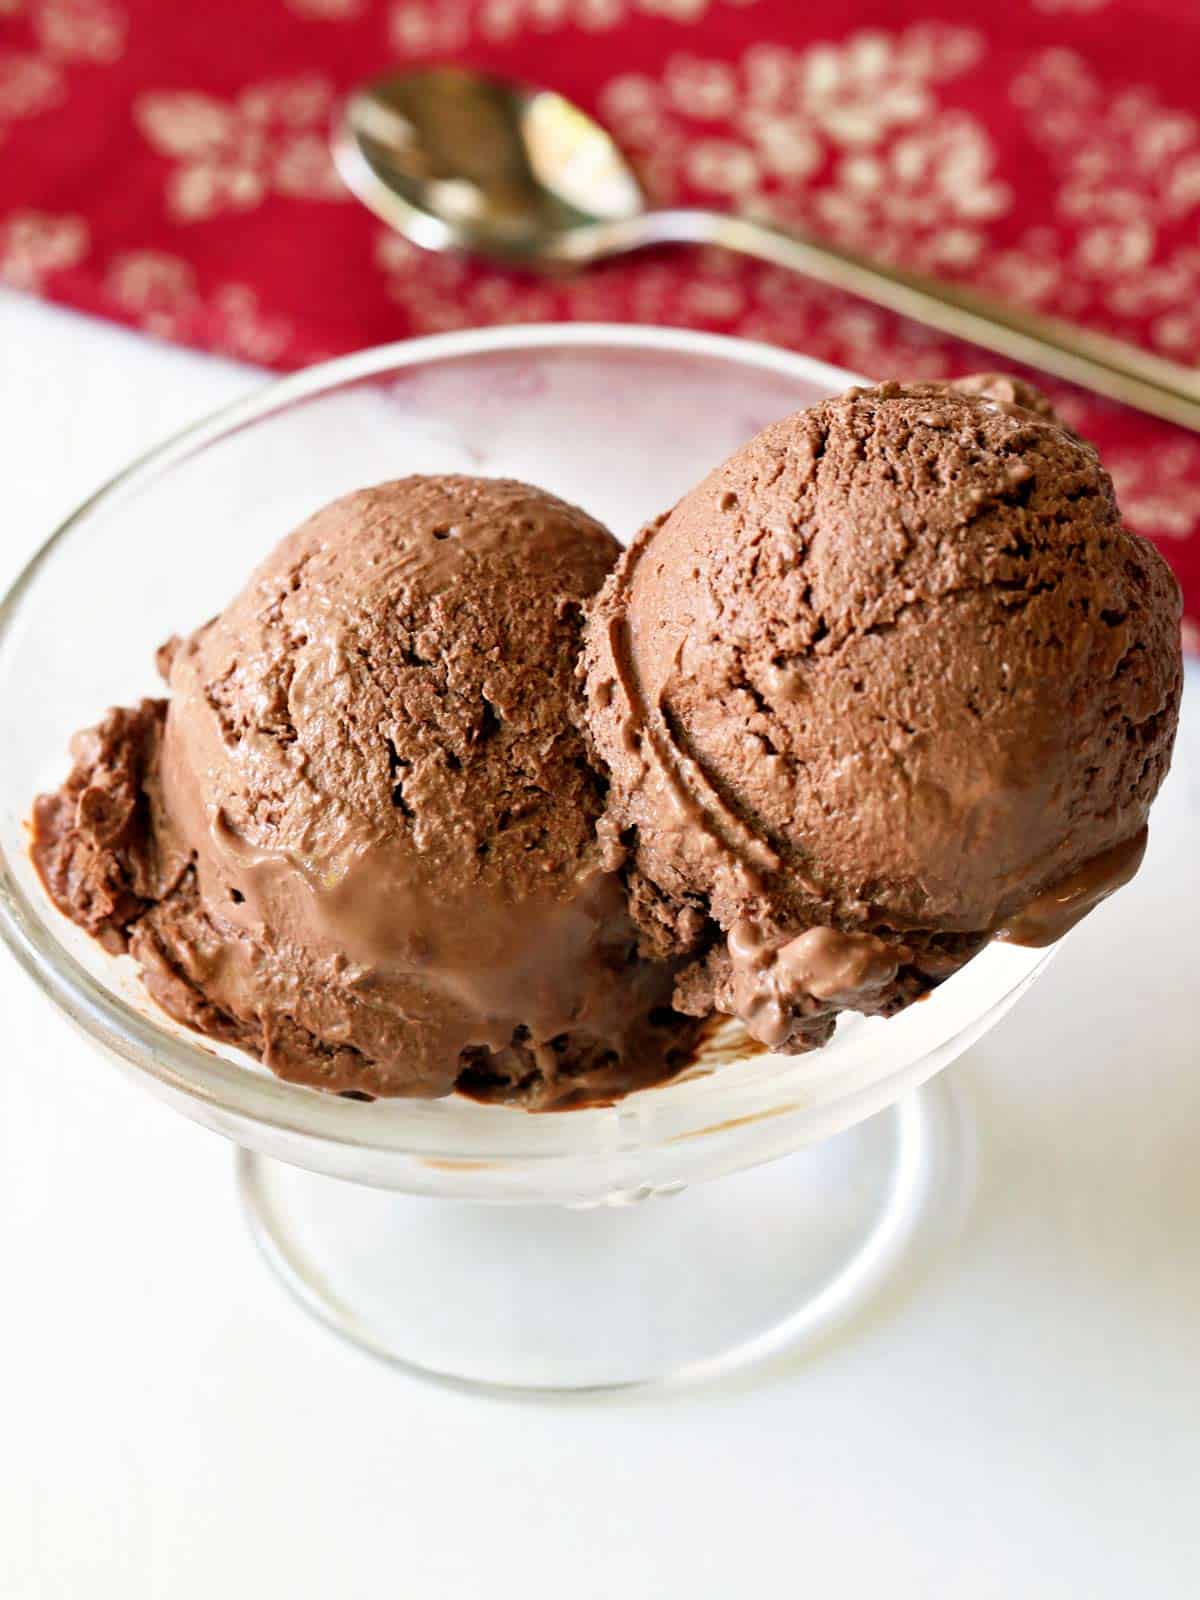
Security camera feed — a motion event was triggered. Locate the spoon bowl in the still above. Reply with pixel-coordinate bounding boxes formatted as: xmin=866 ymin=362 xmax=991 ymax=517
xmin=335 ymin=67 xmax=645 ymax=263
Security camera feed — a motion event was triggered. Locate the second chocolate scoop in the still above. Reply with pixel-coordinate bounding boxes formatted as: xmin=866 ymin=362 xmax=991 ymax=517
xmin=583 ymin=377 xmax=1183 ymax=1051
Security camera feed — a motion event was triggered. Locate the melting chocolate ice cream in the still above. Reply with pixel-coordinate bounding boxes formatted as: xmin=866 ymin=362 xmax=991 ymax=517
xmin=33 ymin=476 xmax=699 ymax=1107
xmin=583 ymin=378 xmax=1182 ymax=1051
xmin=33 ymin=375 xmax=1183 ymax=1100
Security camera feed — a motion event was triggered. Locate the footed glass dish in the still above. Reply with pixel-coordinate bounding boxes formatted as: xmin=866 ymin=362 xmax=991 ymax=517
xmin=0 ymin=327 xmax=1051 ymax=1389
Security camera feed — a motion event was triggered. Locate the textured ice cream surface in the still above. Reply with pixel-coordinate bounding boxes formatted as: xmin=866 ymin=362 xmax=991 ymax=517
xmin=583 ymin=377 xmax=1182 ymax=1051
xmin=33 ymin=476 xmax=700 ymax=1108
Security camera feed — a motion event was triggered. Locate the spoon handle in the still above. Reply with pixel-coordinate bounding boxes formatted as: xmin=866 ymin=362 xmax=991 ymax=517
xmin=565 ymin=208 xmax=1200 ymax=433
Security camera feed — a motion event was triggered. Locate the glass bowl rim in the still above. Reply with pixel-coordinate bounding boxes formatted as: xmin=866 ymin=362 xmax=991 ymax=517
xmin=0 ymin=322 xmax=1047 ymax=1167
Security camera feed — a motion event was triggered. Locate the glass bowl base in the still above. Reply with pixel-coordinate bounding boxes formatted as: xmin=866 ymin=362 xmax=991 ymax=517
xmin=236 ymin=1076 xmax=971 ymax=1392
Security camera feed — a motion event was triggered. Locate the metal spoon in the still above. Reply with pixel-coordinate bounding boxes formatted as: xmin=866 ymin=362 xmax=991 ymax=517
xmin=334 ymin=66 xmax=1200 ymax=432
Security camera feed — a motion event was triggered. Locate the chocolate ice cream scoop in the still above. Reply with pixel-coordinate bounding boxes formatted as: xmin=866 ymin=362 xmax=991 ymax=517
xmin=583 ymin=378 xmax=1183 ymax=1051
xmin=33 ymin=476 xmax=699 ymax=1107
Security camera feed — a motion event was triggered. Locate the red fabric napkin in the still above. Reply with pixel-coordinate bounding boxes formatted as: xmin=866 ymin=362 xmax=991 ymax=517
xmin=1 ymin=0 xmax=1197 ymax=646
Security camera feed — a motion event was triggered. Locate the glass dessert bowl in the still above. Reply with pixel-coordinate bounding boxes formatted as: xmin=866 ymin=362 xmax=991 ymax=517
xmin=0 ymin=327 xmax=1052 ymax=1389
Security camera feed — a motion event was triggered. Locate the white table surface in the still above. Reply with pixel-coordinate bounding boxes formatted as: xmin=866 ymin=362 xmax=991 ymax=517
xmin=2 ymin=291 xmax=1197 ymax=1600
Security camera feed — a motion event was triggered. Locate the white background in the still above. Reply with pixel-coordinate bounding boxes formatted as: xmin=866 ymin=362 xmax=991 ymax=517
xmin=2 ymin=292 xmax=1198 ymax=1599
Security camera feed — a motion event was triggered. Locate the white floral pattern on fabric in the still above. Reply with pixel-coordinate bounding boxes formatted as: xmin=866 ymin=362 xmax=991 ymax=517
xmin=388 ymin=0 xmax=758 ymax=53
xmin=0 ymin=53 xmax=63 ymax=133
xmin=375 ymin=234 xmax=557 ymax=330
xmin=737 ymin=266 xmax=957 ymax=379
xmin=0 ymin=1 xmax=125 ymax=152
xmin=374 ymin=228 xmax=959 ymax=384
xmin=33 ymin=0 xmax=125 ymax=61
xmin=376 ymin=233 xmax=753 ymax=332
xmin=135 ymin=77 xmax=350 ymax=222
xmin=1106 ymin=442 xmax=1200 ymax=541
xmin=284 ymin=0 xmax=364 ymax=16
xmin=478 ymin=0 xmax=759 ymax=41
xmin=1031 ymin=0 xmax=1110 ymax=12
xmin=999 ymin=50 xmax=1200 ymax=360
xmin=600 ymin=26 xmax=1009 ymax=271
xmin=0 ymin=209 xmax=88 ymax=289
xmin=104 ymin=250 xmax=296 ymax=364
xmin=388 ymin=0 xmax=470 ymax=53
xmin=1 ymin=0 xmax=126 ymax=63
xmin=368 ymin=28 xmax=1014 ymax=374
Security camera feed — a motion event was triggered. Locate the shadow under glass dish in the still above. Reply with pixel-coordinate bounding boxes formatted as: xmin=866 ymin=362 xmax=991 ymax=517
xmin=0 ymin=327 xmax=1052 ymax=1389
